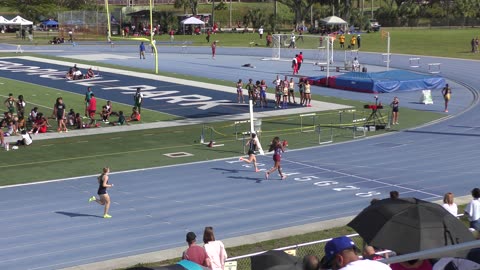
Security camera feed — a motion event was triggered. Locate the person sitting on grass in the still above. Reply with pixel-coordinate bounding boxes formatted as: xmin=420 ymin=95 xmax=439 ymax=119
xmin=110 ymin=110 xmax=126 ymax=126
xmin=29 ymin=107 xmax=39 ymax=123
xmin=0 ymin=129 xmax=4 ymax=148
xmin=106 ymin=100 xmax=118 ymax=117
xmin=29 ymin=113 xmax=48 ymax=134
xmin=126 ymin=106 xmax=141 ymax=124
xmin=75 ymin=113 xmax=83 ymax=129
xmin=17 ymin=116 xmax=26 ymax=132
xmin=65 ymin=68 xmax=74 ymax=80
xmin=73 ymin=67 xmax=83 ymax=80
xmin=100 ymin=105 xmax=113 ymax=124
xmin=85 ymin=68 xmax=95 ymax=79
xmin=67 ymin=109 xmax=76 ymax=126
xmin=4 ymin=119 xmax=17 ymax=137
xmin=12 ymin=130 xmax=32 ymax=150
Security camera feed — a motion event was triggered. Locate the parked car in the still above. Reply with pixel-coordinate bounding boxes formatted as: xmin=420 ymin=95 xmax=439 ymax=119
xmin=369 ymin=19 xmax=381 ymax=31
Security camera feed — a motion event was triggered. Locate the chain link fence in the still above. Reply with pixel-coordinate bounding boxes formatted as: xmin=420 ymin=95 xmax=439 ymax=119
xmin=226 ymin=234 xmax=363 ymax=270
xmin=57 ymin=11 xmax=108 ymax=37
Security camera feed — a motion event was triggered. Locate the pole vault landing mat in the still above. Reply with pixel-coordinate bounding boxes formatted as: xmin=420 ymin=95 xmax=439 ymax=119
xmin=307 ymin=70 xmax=446 ymax=93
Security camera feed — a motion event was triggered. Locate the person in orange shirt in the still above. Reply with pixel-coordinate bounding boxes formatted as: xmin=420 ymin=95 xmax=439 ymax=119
xmin=339 ymin=34 xmax=345 ymax=49
xmin=350 ymin=35 xmax=357 ymax=49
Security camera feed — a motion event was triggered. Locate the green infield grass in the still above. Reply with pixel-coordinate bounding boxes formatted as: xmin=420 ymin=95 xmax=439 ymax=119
xmin=0 ymin=77 xmax=181 ymax=125
xmin=0 ymin=87 xmax=443 ymax=186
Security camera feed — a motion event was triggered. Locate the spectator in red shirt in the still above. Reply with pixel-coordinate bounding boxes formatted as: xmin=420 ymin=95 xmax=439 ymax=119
xmin=297 ymin=52 xmax=304 ymax=71
xmin=182 ymin=232 xmax=211 ymax=268
xmin=88 ymin=94 xmax=97 ymax=126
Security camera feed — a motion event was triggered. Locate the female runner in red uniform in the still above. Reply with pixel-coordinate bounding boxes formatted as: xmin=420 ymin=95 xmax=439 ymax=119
xmin=265 ymin=137 xmax=287 ymax=180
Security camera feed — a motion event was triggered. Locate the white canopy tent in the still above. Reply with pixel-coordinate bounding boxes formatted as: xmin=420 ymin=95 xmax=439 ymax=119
xmin=321 ymin=16 xmax=348 ymax=26
xmin=8 ymin=15 xmax=33 ymax=26
xmin=0 ymin=16 xmax=10 ymax=25
xmin=180 ymin=17 xmax=205 ymax=34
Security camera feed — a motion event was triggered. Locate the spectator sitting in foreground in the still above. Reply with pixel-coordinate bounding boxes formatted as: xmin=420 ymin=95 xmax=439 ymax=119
xmin=363 ymin=245 xmax=384 ymax=261
xmin=465 ymin=188 xmax=480 ymax=232
xmin=303 ymin=254 xmax=320 ymax=270
xmin=442 ymin=192 xmax=458 ymax=217
xmin=390 ymin=190 xmax=399 ymax=199
xmin=320 ymin=236 xmax=391 ymax=270
xmin=182 ymin=232 xmax=211 ymax=268
xmin=390 ymin=259 xmax=432 ymax=270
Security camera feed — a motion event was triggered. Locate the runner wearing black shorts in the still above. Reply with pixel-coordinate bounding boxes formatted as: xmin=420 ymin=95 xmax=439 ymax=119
xmin=239 ymin=133 xmax=260 ymax=172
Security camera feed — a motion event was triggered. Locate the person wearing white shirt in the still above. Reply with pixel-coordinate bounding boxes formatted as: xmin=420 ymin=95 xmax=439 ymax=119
xmin=12 ymin=130 xmax=32 ymax=150
xmin=258 ymin=26 xmax=264 ymax=39
xmin=442 ymin=192 xmax=458 ymax=217
xmin=465 ymin=188 xmax=480 ymax=231
xmin=352 ymin=57 xmax=360 ymax=72
xmin=203 ymin=227 xmax=227 ymax=270
xmin=288 ymin=32 xmax=296 ymax=48
xmin=321 ymin=236 xmax=391 ymax=270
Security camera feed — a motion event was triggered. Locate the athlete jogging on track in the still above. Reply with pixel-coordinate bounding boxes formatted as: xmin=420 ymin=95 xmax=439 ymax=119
xmin=239 ymin=133 xmax=260 ymax=172
xmin=89 ymin=167 xmax=114 ymax=218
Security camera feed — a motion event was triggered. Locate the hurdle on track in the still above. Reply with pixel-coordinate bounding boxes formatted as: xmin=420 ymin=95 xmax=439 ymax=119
xmin=234 ymin=120 xmax=251 ymax=140
xmin=338 ymin=109 xmax=367 ymax=139
xmin=300 ymin=113 xmax=316 ymax=133
xmin=16 ymin=45 xmax=23 ymax=54
xmin=200 ymin=124 xmax=214 ymax=144
xmin=428 ymin=63 xmax=441 ymax=74
xmin=409 ymin=57 xmax=420 ymax=68
xmin=316 ymin=125 xmax=333 ymax=145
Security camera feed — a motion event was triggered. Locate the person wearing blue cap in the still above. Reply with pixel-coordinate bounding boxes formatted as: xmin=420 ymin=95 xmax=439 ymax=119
xmin=320 ymin=236 xmax=391 ymax=270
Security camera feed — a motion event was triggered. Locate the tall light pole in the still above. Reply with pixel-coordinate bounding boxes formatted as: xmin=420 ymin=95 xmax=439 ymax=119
xmin=229 ymin=0 xmax=232 ymax=28
xmin=371 ymin=0 xmax=374 ymax=19
xmin=274 ymin=0 xmax=277 ymax=32
xmin=211 ymin=0 xmax=215 ymax=27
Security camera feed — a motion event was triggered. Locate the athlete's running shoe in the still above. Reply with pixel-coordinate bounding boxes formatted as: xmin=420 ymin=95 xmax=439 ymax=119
xmin=265 ymin=172 xmax=269 ymax=180
xmin=103 ymin=214 xmax=112 ymax=219
xmin=255 ymin=169 xmax=260 ymax=172
xmin=88 ymin=196 xmax=96 ymax=202
xmin=239 ymin=157 xmax=244 ymax=161
xmin=281 ymin=175 xmax=287 ymax=180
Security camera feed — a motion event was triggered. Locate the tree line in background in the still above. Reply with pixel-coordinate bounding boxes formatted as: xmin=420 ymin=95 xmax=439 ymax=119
xmin=3 ymin=0 xmax=480 ymax=31
xmin=1 ymin=0 xmax=97 ymax=22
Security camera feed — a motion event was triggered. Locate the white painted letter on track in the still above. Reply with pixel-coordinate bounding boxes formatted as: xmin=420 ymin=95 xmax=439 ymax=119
xmin=103 ymin=85 xmax=157 ymax=91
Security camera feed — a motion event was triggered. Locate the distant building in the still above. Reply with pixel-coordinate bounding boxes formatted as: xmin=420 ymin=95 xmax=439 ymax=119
xmin=96 ymin=0 xmax=173 ymax=5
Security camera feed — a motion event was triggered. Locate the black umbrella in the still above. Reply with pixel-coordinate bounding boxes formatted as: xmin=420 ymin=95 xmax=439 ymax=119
xmin=347 ymin=197 xmax=475 ymax=255
xmin=251 ymin=250 xmax=303 ymax=270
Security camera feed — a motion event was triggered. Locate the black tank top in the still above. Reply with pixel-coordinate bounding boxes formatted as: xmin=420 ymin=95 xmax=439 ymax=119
xmin=97 ymin=174 xmax=107 ymax=195
xmin=249 ymin=139 xmax=256 ymax=152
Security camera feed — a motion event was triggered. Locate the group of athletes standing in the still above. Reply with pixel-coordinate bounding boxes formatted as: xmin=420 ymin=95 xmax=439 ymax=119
xmin=236 ymin=75 xmax=312 ymax=108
